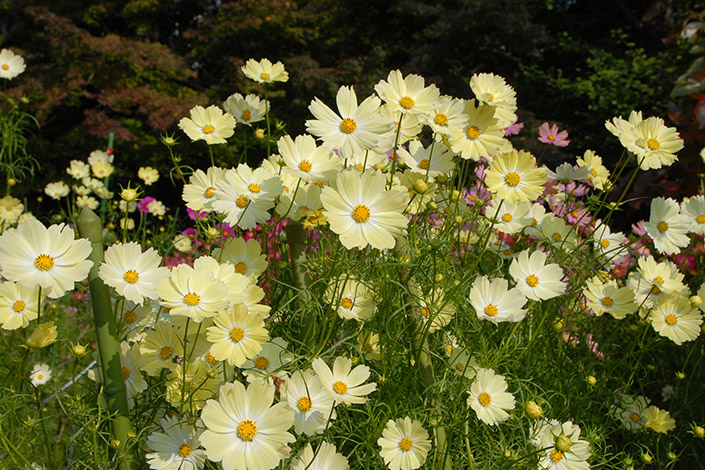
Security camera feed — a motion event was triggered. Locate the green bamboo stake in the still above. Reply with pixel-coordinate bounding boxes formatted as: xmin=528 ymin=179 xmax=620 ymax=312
xmin=284 ymin=220 xmax=315 ymax=348
xmin=394 ymin=236 xmax=452 ymax=470
xmin=99 ymin=133 xmax=114 ymax=222
xmin=76 ymin=207 xmax=134 ymax=470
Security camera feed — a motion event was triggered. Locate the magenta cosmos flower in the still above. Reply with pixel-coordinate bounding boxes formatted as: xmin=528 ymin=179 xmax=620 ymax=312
xmin=538 ymin=122 xmax=570 ymax=147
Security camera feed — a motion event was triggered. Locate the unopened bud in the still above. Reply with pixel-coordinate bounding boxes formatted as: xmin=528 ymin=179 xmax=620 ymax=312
xmin=121 ymin=188 xmax=138 ymax=202
xmin=556 ymin=434 xmax=572 ymax=452
xmin=413 ymin=179 xmax=429 ymax=194
xmin=586 ymin=375 xmax=597 ymax=386
xmin=690 ymin=295 xmax=703 ymax=308
xmin=641 ymin=453 xmax=653 ymax=464
xmin=525 ymin=400 xmax=543 ymax=419
xmin=254 ymin=129 xmax=265 ymax=139
xmin=72 ymin=344 xmax=87 ymax=357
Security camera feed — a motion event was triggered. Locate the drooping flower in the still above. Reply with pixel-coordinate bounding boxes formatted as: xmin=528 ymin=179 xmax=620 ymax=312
xmin=377 ymin=417 xmax=431 ymax=470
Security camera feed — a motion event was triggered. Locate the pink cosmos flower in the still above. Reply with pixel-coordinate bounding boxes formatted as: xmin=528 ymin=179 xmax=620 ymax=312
xmin=137 ymin=196 xmax=155 ymax=214
xmin=504 ymin=120 xmax=524 ymax=136
xmin=538 ymin=122 xmax=570 ymax=147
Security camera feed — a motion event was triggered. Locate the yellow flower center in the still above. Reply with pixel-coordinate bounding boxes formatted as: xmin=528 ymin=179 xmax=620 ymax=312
xmin=35 ymin=254 xmax=54 ymax=271
xmin=254 ymin=356 xmax=270 ymax=370
xmin=124 ymin=309 xmax=137 ymax=324
xmin=341 ymin=297 xmax=354 ymax=309
xmin=241 ymin=109 xmax=252 ymax=121
xmin=13 ymin=300 xmax=26 ymax=312
xmin=297 ymin=396 xmax=313 ymax=412
xmin=526 ymin=274 xmax=539 ymax=287
xmin=466 ymin=125 xmax=481 ymax=140
xmin=550 ymin=450 xmax=564 ymax=463
xmin=5 ymin=204 xmax=13 ymax=211
xmin=354 ymin=163 xmax=364 ymax=172
xmin=665 ymin=314 xmax=678 ymax=326
xmin=505 ymin=172 xmax=521 ymax=187
xmin=484 ymin=304 xmax=498 ymax=317
xmin=206 ymin=351 xmax=219 ymax=364
xmin=418 ymin=158 xmax=430 ymax=170
xmin=204 ymin=186 xmax=216 ymax=198
xmin=248 ymin=184 xmax=261 ymax=193
xmin=202 ymin=125 xmax=215 ymax=134
xmin=502 ymin=213 xmax=513 ymax=222
xmin=647 ymin=138 xmax=660 ymax=150
xmin=478 ymin=392 xmax=491 ymax=406
xmin=399 ymin=438 xmax=414 ymax=451
xmin=37 ymin=374 xmax=44 ymax=380
xmin=237 ymin=419 xmax=257 ymax=441
xmin=340 ymin=118 xmax=357 ymax=134
xmin=552 ymin=232 xmax=562 ymax=242
xmin=236 ymin=196 xmax=249 ymax=208
xmin=234 ymin=261 xmax=248 ymax=274
xmin=654 ymin=276 xmax=664 ymax=285
xmin=230 ymin=327 xmax=244 ymax=342
xmin=298 ymin=160 xmax=312 ymax=172
xmin=1 ymin=64 xmax=8 ymax=71
xmin=547 ymin=134 xmax=556 ymax=141
xmin=123 ymin=269 xmax=139 ymax=284
xmin=352 ymin=204 xmax=371 ymax=223
xmin=121 ymin=366 xmax=130 ymax=380
xmin=600 ymin=239 xmax=610 ymax=249
xmin=601 ymin=296 xmax=614 ymax=307
xmin=650 ymin=285 xmax=661 ymax=295
xmin=629 ymin=412 xmax=642 ymax=422
xmin=455 ymin=362 xmax=465 ymax=371
xmin=260 ymin=73 xmax=270 ymax=80
xmin=183 ymin=293 xmax=200 ymax=306
xmin=697 ymin=214 xmax=705 ymax=224
xmin=178 ymin=443 xmax=192 ymax=458
xmin=434 ymin=113 xmax=449 ymax=126
xmin=399 ymin=96 xmax=415 ymax=109
xmin=333 ymin=381 xmax=348 ymax=394
xmin=159 ymin=345 xmax=173 ymax=360
xmin=657 ymin=221 xmax=668 ymax=233
xmin=420 ymin=306 xmax=430 ymax=318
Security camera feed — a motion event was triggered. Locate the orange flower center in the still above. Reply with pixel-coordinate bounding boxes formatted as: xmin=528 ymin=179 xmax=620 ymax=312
xmin=202 ymin=125 xmax=215 ymax=134
xmin=484 ymin=304 xmax=498 ymax=317
xmin=502 ymin=213 xmax=513 ymax=222
xmin=550 ymin=450 xmax=564 ymax=463
xmin=234 ymin=261 xmax=248 ymax=274
xmin=399 ymin=438 xmax=414 ymax=451
xmin=297 ymin=396 xmax=313 ymax=411
xmin=1 ymin=64 xmax=8 ymax=71
xmin=35 ymin=254 xmax=54 ymax=271
xmin=340 ymin=118 xmax=357 ymax=134
xmin=341 ymin=297 xmax=354 ymax=309
xmin=657 ymin=221 xmax=668 ymax=233
xmin=352 ymin=204 xmax=371 ymax=223
xmin=418 ymin=158 xmax=430 ymax=170
xmin=159 ymin=345 xmax=173 ymax=360
xmin=298 ymin=160 xmax=312 ymax=172
xmin=183 ymin=293 xmax=200 ymax=306
xmin=601 ymin=296 xmax=615 ymax=307
xmin=121 ymin=366 xmax=130 ymax=380
xmin=178 ymin=443 xmax=192 ymax=457
xmin=236 ymin=196 xmax=249 ymax=208
xmin=230 ymin=327 xmax=244 ymax=342
xmin=237 ymin=419 xmax=257 ymax=440
xmin=124 ymin=309 xmax=137 ymax=324
xmin=241 ymin=109 xmax=252 ymax=121
xmin=13 ymin=300 xmax=26 ymax=312
xmin=600 ymin=239 xmax=610 ymax=249
xmin=478 ymin=392 xmax=491 ymax=406
xmin=260 ymin=73 xmax=270 ymax=80
xmin=333 ymin=381 xmax=348 ymax=394
xmin=248 ymin=184 xmax=261 ymax=193
xmin=665 ymin=314 xmax=678 ymax=326
xmin=434 ymin=113 xmax=448 ymax=126
xmin=123 ymin=270 xmax=139 ymax=284
xmin=204 ymin=186 xmax=216 ymax=198
xmin=399 ymin=96 xmax=415 ymax=109
xmin=466 ymin=125 xmax=481 ymax=140
xmin=526 ymin=275 xmax=539 ymax=287
xmin=697 ymin=214 xmax=705 ymax=224
xmin=254 ymin=356 xmax=270 ymax=370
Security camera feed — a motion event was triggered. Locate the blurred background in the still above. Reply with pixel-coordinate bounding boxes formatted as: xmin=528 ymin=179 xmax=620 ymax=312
xmin=2 ymin=0 xmax=705 ymax=222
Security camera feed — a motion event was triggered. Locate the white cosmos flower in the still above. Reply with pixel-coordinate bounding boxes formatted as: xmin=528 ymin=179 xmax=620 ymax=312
xmin=467 ymin=368 xmax=515 ymax=425
xmin=99 ymin=242 xmax=170 ymax=305
xmin=291 ymin=442 xmax=349 ymax=470
xmin=0 ymin=220 xmax=92 ymax=298
xmin=277 ymin=134 xmax=341 ymax=182
xmin=468 ymin=276 xmax=527 ymax=323
xmin=145 ymin=415 xmax=206 ymax=470
xmin=320 ymin=169 xmax=409 ymax=250
xmin=282 ymin=369 xmax=336 ymax=436
xmin=199 ymin=380 xmax=295 ymax=470
xmin=374 ymin=70 xmax=440 ymax=116
xmin=644 ymin=197 xmax=691 ymax=255
xmin=377 ymin=417 xmax=431 ymax=470
xmin=306 ymin=86 xmax=393 ymax=158
xmin=508 ymin=249 xmax=566 ymax=301
xmin=312 ymin=356 xmax=376 ymax=405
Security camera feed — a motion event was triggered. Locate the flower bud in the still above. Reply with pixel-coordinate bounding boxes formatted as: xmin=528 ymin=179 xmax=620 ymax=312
xmin=121 ymin=188 xmax=138 ymax=202
xmin=556 ymin=434 xmax=572 ymax=452
xmin=413 ymin=179 xmax=429 ymax=194
xmin=525 ymin=400 xmax=543 ymax=419
xmin=72 ymin=344 xmax=87 ymax=357
xmin=586 ymin=375 xmax=597 ymax=386
xmin=690 ymin=295 xmax=703 ymax=308
xmin=254 ymin=129 xmax=265 ymax=139
xmin=27 ymin=322 xmax=58 ymax=349
xmin=641 ymin=453 xmax=653 ymax=464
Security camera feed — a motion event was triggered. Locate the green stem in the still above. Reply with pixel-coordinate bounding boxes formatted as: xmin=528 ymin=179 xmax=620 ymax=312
xmin=76 ymin=208 xmax=134 ymax=470
xmin=285 ymin=220 xmax=315 ymax=349
xmin=34 ymin=386 xmax=53 ymax=468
